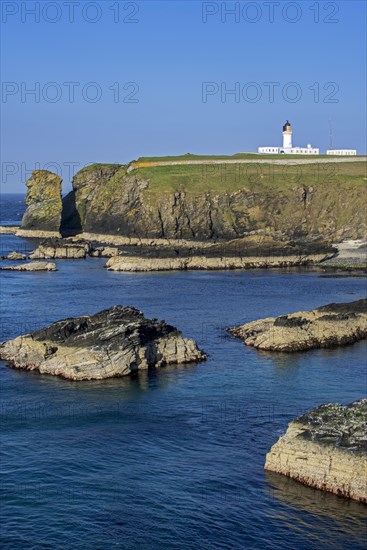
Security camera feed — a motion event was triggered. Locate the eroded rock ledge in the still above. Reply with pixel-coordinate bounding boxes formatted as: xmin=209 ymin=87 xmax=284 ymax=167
xmin=265 ymin=400 xmax=367 ymax=502
xmin=0 ymin=262 xmax=57 ymax=272
xmin=105 ymin=253 xmax=331 ymax=271
xmin=0 ymin=306 xmax=206 ymax=380
xmin=228 ymin=298 xmax=367 ymax=351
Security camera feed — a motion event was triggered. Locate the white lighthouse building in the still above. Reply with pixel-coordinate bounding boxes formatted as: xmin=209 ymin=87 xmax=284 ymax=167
xmin=282 ymin=120 xmax=292 ymax=150
xmin=258 ymin=121 xmax=319 ymax=155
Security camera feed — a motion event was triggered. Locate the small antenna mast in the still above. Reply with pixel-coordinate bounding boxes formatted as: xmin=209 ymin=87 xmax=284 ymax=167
xmin=329 ymin=118 xmax=333 ymax=149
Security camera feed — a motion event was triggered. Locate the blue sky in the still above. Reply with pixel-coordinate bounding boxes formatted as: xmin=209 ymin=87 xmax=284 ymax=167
xmin=1 ymin=0 xmax=366 ymax=192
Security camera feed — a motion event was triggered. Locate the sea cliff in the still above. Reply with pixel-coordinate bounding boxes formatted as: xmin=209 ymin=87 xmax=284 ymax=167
xmin=17 ymin=159 xmax=367 ymax=245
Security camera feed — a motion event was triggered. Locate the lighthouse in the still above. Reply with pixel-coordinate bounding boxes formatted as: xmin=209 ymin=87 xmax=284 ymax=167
xmin=257 ymin=121 xmax=319 ymax=154
xmin=282 ymin=120 xmax=292 ymax=150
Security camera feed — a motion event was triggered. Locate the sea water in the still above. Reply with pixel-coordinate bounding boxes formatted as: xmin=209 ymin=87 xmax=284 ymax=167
xmin=1 ymin=194 xmax=366 ymax=549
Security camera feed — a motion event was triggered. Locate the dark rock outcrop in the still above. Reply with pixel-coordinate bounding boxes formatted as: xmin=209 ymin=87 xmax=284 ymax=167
xmin=21 ymin=171 xmax=62 ymax=232
xmin=0 ymin=306 xmax=206 ymax=380
xmin=228 ymin=298 xmax=367 ymax=351
xmin=265 ymin=399 xmax=367 ymax=502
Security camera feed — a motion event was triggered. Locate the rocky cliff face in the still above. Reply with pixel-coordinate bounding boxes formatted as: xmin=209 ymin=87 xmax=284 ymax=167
xmin=0 ymin=306 xmax=206 ymax=380
xmin=19 ymin=161 xmax=366 ymax=243
xmin=265 ymin=400 xmax=367 ymax=502
xmin=21 ymin=170 xmax=62 ymax=232
xmin=229 ymin=298 xmax=367 ymax=351
xmin=64 ymin=163 xmax=367 ymax=241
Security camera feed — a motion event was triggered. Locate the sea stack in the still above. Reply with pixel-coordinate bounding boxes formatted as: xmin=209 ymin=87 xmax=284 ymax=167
xmin=21 ymin=170 xmax=62 ymax=233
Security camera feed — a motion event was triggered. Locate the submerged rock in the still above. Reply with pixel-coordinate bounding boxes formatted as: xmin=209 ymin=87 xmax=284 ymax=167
xmin=21 ymin=171 xmax=62 ymax=232
xmin=228 ymin=298 xmax=367 ymax=351
xmin=265 ymin=399 xmax=367 ymax=502
xmin=0 ymin=306 xmax=206 ymax=380
xmin=0 ymin=262 xmax=57 ymax=272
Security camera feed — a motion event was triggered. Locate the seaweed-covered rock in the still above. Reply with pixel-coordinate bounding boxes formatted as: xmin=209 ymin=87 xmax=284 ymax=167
xmin=21 ymin=171 xmax=62 ymax=232
xmin=265 ymin=400 xmax=367 ymax=502
xmin=0 ymin=306 xmax=206 ymax=380
xmin=228 ymin=299 xmax=367 ymax=351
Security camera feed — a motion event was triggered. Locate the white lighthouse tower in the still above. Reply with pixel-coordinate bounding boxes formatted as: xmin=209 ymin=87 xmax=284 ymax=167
xmin=282 ymin=120 xmax=292 ymax=151
xmin=257 ymin=121 xmax=319 ymax=154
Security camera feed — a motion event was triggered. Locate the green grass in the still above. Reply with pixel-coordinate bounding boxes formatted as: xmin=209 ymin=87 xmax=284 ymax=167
xmin=132 ymin=161 xmax=367 ymax=196
xmin=136 ymin=153 xmax=366 ymax=162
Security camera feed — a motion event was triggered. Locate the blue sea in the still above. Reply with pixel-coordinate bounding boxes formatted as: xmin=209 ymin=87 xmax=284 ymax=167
xmin=1 ymin=194 xmax=366 ymax=549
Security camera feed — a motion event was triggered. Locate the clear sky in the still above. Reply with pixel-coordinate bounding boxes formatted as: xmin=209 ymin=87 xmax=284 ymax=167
xmin=1 ymin=0 xmax=366 ymax=192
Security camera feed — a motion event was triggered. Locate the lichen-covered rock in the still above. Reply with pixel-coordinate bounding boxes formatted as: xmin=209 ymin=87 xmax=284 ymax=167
xmin=265 ymin=400 xmax=367 ymax=502
xmin=0 ymin=306 xmax=206 ymax=380
xmin=21 ymin=171 xmax=62 ymax=232
xmin=228 ymin=298 xmax=367 ymax=351
xmin=0 ymin=262 xmax=57 ymax=272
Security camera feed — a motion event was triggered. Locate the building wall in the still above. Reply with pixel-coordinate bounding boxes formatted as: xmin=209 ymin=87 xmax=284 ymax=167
xmin=258 ymin=147 xmax=319 ymax=155
xmin=258 ymin=147 xmax=280 ymax=154
xmin=326 ymin=150 xmax=357 ymax=156
xmin=288 ymin=148 xmax=319 ymax=155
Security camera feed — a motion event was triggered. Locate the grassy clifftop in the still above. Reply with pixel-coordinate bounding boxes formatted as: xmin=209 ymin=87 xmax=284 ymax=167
xmin=132 ymin=160 xmax=366 ymax=194
xmin=137 ymin=154 xmax=366 ymax=162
